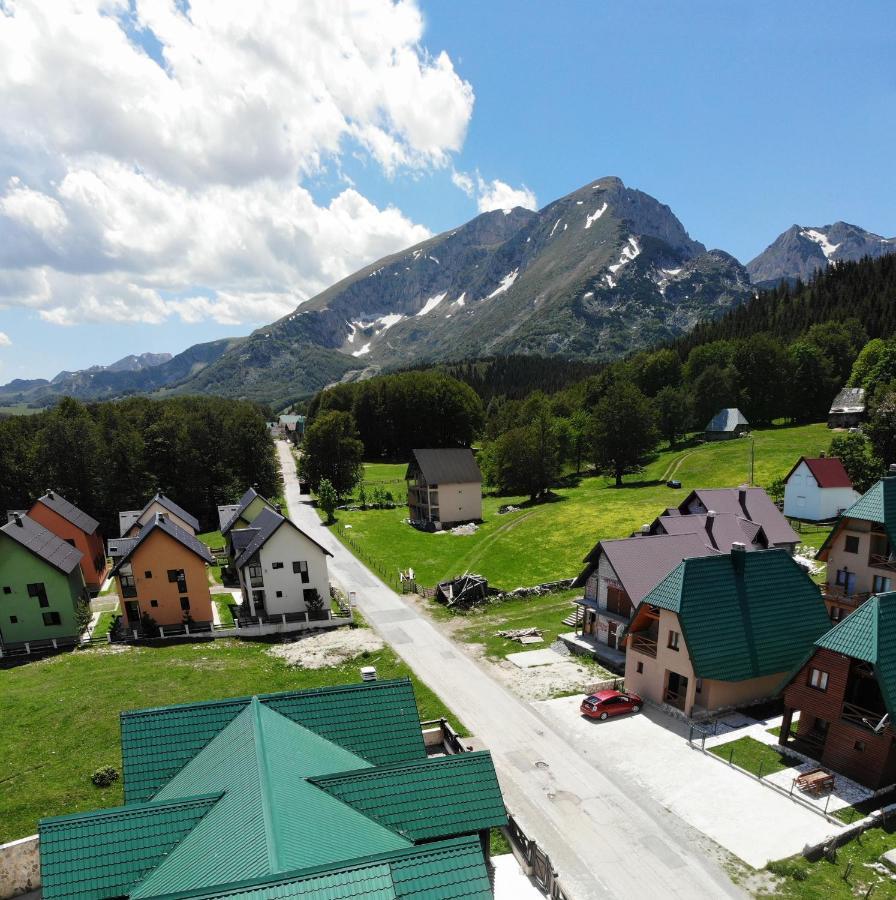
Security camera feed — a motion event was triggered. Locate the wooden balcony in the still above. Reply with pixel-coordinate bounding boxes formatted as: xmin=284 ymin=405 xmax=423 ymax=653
xmin=869 ymin=554 xmax=896 ymax=572
xmin=629 ymin=634 xmax=657 ymax=659
xmin=841 ymin=700 xmax=889 ymax=732
xmin=823 ymin=583 xmax=870 ymax=608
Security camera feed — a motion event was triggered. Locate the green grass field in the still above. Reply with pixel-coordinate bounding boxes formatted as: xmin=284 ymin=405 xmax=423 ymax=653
xmin=709 ymin=736 xmax=795 ymax=777
xmin=325 ymin=423 xmax=832 ymax=590
xmin=0 ymin=638 xmax=462 ymax=842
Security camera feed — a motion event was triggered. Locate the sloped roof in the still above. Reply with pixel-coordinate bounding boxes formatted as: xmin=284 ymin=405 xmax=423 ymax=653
xmin=0 ymin=514 xmax=82 ymax=574
xmin=138 ymin=493 xmax=200 ymax=533
xmin=813 ymin=592 xmax=896 ymax=722
xmin=655 ymin=513 xmax=768 ymax=551
xmin=121 ymin=680 xmax=427 ymax=804
xmin=310 ymin=753 xmax=506 ymax=842
xmin=109 ymin=513 xmax=214 ymax=577
xmin=784 ymin=456 xmax=854 ymax=489
xmin=829 ymin=386 xmax=866 ymax=414
xmin=407 ymin=448 xmax=481 ymax=485
xmin=230 ymin=526 xmax=258 ymax=556
xmin=819 ymin=476 xmax=896 ymax=559
xmin=41 ymin=680 xmax=500 ymax=900
xmin=220 ymin=488 xmax=276 ymax=535
xmin=679 ymin=487 xmax=800 ymax=546
xmin=232 ymin=507 xmax=332 ymax=569
xmin=107 ymin=536 xmax=138 ymax=559
xmin=705 ymin=408 xmax=749 ymax=433
xmin=216 ymin=503 xmax=241 ymax=532
xmin=638 ymin=548 xmax=831 ymax=681
xmin=575 ymin=532 xmax=720 ymax=601
xmin=31 ymin=490 xmax=99 ymax=534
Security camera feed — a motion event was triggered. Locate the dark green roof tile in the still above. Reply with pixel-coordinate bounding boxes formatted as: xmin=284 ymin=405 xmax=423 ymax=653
xmin=311 ymin=752 xmax=507 ymax=842
xmin=639 ymin=549 xmax=831 ymax=681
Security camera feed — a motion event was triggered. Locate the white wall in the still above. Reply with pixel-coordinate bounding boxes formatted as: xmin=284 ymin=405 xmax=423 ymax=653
xmin=784 ymin=461 xmax=858 ymax=521
xmin=251 ymin=523 xmax=330 ymax=616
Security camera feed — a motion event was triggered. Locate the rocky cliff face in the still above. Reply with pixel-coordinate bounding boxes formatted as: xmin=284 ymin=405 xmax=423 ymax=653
xmin=747 ymin=221 xmax=896 ymax=286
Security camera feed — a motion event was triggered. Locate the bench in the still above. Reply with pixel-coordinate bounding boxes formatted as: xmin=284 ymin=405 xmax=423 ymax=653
xmin=794 ymin=768 xmax=835 ymax=795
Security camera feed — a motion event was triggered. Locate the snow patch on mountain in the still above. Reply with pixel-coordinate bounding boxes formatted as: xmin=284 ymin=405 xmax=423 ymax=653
xmin=608 ymin=237 xmax=641 ymax=274
xmin=549 ymin=219 xmax=561 ymax=238
xmin=417 ymin=292 xmax=448 ymax=316
xmin=801 ymin=228 xmax=841 ymax=259
xmin=486 ymin=269 xmax=519 ymax=300
xmin=352 ymin=342 xmax=371 ymax=357
xmin=585 ymin=203 xmax=608 ymax=229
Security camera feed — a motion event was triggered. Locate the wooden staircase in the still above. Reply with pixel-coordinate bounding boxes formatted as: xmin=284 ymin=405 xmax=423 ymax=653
xmin=561 ymin=605 xmax=584 ymax=628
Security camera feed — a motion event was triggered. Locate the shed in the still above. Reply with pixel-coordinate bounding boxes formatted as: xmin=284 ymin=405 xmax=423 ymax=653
xmin=783 ymin=456 xmax=859 ymax=522
xmin=704 ymin=408 xmax=749 ymax=441
xmin=828 ymin=387 xmax=866 ymax=429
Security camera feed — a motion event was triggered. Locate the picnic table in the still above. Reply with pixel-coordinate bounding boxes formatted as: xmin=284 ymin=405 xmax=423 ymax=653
xmin=794 ymin=768 xmax=835 ymax=795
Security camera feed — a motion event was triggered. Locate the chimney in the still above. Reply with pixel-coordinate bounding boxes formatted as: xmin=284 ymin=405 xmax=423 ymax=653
xmin=640 ymin=524 xmax=650 ymax=535
xmin=46 ymin=488 xmax=54 ymax=499
xmin=738 ymin=488 xmax=749 ymax=517
xmin=731 ymin=541 xmax=746 ymax=573
xmin=819 ymin=452 xmax=826 ymax=458
xmin=275 ymin=505 xmax=283 ymax=515
xmin=705 ymin=512 xmax=717 ymax=548
xmin=13 ymin=512 xmax=22 ymax=527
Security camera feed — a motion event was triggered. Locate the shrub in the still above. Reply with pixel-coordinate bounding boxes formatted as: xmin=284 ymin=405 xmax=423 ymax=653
xmin=767 ymin=859 xmax=808 ymax=881
xmin=91 ymin=766 xmax=120 ymax=788
xmin=304 ymin=588 xmax=326 ymax=620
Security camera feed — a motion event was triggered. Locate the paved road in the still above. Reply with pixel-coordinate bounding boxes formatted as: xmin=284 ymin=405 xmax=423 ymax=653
xmin=278 ymin=443 xmax=744 ymax=899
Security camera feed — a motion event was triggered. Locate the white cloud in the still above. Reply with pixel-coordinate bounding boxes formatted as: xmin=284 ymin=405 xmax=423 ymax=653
xmin=451 ymin=169 xmax=537 ymax=213
xmin=0 ymin=0 xmax=472 ymax=326
xmin=0 ymin=332 xmax=11 ymax=347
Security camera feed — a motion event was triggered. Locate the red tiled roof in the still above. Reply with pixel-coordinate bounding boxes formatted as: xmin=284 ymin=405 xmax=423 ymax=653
xmin=786 ymin=457 xmax=853 ymax=489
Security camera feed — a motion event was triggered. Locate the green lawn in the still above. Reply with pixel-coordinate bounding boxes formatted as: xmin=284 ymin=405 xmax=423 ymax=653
xmin=214 ymin=597 xmax=235 ymax=626
xmin=762 ymin=826 xmax=896 ymax=898
xmin=90 ymin=611 xmax=118 ymax=640
xmin=323 ymin=423 xmax=831 ymax=590
xmin=198 ymin=529 xmax=224 ymax=549
xmin=0 ymin=638 xmax=463 ymax=842
xmin=709 ymin=736 xmax=794 ymax=777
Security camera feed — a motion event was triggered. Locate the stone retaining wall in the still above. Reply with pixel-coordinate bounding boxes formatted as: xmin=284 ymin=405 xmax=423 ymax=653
xmin=0 ymin=835 xmax=39 ymax=899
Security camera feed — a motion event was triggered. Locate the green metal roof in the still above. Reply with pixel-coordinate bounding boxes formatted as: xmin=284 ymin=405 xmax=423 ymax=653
xmin=818 ymin=476 xmax=896 ymax=558
xmin=43 ymin=681 xmax=500 ymax=900
xmin=311 ymin=752 xmax=507 ymax=842
xmin=121 ymin=680 xmax=426 ymax=803
xmin=639 ymin=548 xmax=832 ymax=681
xmin=150 ymin=837 xmax=492 ymax=899
xmin=815 ymin=592 xmax=896 ymax=720
xmin=40 ymin=795 xmax=220 ymax=899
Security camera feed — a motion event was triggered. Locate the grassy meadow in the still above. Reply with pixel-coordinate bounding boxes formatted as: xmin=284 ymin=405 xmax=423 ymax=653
xmin=326 ymin=423 xmax=832 ymax=590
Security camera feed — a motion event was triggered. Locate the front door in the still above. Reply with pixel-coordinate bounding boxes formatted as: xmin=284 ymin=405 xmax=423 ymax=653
xmin=665 ymin=671 xmax=689 ymax=710
xmin=607 ymin=620 xmax=618 ymax=649
xmin=125 ymin=601 xmax=140 ymax=624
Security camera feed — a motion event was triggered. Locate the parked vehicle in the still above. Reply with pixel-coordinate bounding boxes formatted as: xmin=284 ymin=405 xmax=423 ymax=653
xmin=667 ymin=479 xmax=681 ymax=489
xmin=580 ymin=690 xmax=642 ymax=720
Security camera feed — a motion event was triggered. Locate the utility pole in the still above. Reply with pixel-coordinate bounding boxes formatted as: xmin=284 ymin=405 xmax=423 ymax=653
xmin=750 ymin=436 xmax=755 ymax=485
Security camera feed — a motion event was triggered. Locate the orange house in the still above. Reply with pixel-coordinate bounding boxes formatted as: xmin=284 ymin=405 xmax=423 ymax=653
xmin=110 ymin=513 xmax=214 ymax=629
xmin=28 ymin=490 xmax=108 ymax=592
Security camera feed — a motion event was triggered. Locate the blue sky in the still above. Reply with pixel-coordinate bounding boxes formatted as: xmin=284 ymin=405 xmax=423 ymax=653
xmin=0 ymin=1 xmax=894 ymax=381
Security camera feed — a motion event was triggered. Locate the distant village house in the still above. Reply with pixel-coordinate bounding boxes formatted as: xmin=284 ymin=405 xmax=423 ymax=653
xmin=407 ymin=448 xmax=482 ymax=529
xmin=704 ymin=407 xmax=749 ymax=441
xmin=828 ymin=386 xmax=866 ymax=429
xmin=119 ymin=492 xmax=200 ymax=538
xmin=783 ymin=456 xmax=858 ymax=522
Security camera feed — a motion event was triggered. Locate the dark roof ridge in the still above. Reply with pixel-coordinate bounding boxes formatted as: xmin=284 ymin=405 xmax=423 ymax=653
xmin=33 ymin=490 xmax=100 ymax=534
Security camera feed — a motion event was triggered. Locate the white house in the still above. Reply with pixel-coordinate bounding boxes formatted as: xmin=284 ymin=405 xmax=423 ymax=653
xmin=783 ymin=456 xmax=858 ymax=522
xmin=231 ymin=508 xmax=332 ymax=618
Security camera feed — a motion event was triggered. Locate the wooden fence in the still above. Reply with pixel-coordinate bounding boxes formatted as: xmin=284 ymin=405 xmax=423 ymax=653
xmin=504 ymin=812 xmax=574 ymax=900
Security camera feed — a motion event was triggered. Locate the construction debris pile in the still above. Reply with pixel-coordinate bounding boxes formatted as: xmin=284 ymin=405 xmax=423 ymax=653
xmin=495 ymin=627 xmax=544 ymax=645
xmin=435 ymin=573 xmax=489 ymax=607
xmin=450 ymin=522 xmax=479 ymax=536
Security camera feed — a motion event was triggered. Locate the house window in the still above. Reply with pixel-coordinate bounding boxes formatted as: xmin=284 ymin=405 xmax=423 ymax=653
xmin=27 ymin=583 xmax=49 ymax=607
xmin=180 ymin=597 xmax=190 ymax=611
xmin=873 ymin=574 xmax=892 ymax=593
xmin=2 ymin=586 xmax=10 ymax=594
xmin=120 ymin=573 xmax=137 ymax=598
xmin=42 ymin=611 xmax=61 ymax=626
xmin=272 ymin=562 xmax=284 ymax=570
xmin=9 ymin=615 xmax=17 ymax=623
xmin=150 ymin=600 xmax=159 ymax=608
xmin=167 ymin=569 xmax=187 ymax=593
xmin=636 ymin=661 xmax=644 ymax=674
xmin=695 ymin=678 xmax=703 ymax=694
xmin=276 ymin=590 xmax=283 ymax=598
xmin=844 ymin=535 xmax=860 ymax=554
xmin=667 ymin=630 xmax=680 ymax=651
xmin=293 ymin=561 xmax=310 ymax=583
xmin=64 ymin=538 xmax=76 ymax=547
xmin=808 ymin=668 xmax=829 ymax=691
xmin=144 ymin=571 xmax=153 ymax=579
xmin=831 ymin=606 xmax=843 ymax=623
xmin=303 ymin=588 xmax=319 ymax=604
xmin=813 ymin=717 xmax=829 ymax=734
xmin=854 ymin=740 xmax=866 ymax=752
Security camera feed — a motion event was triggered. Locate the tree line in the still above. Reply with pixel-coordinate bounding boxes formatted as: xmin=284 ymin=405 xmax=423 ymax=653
xmin=0 ymin=396 xmax=281 ymax=536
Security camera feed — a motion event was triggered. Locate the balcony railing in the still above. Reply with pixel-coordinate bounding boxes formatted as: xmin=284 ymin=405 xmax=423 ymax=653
xmin=823 ymin=583 xmax=871 ymax=607
xmin=841 ymin=700 xmax=889 ymax=731
xmin=664 ymin=689 xmax=686 ymax=711
xmin=869 ymin=554 xmax=896 ymax=572
xmin=630 ymin=634 xmax=657 ymax=658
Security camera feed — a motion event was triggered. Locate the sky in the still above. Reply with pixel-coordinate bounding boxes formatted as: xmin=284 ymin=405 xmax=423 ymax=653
xmin=0 ymin=0 xmax=894 ymax=380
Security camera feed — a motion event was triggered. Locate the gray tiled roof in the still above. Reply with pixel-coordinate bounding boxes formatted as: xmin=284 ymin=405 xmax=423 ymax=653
xmin=679 ymin=487 xmax=799 ymax=546
xmin=137 ymin=494 xmax=200 ymax=533
xmin=829 ymin=387 xmax=866 ymax=415
xmin=110 ymin=514 xmax=213 ymax=576
xmin=705 ymin=408 xmax=749 ymax=433
xmin=655 ymin=513 xmax=767 ymax=551
xmin=32 ymin=491 xmax=100 ymax=534
xmin=216 ymin=504 xmax=241 ymax=532
xmin=108 ymin=537 xmax=138 ymax=559
xmin=407 ymin=448 xmax=481 ymax=485
xmin=1 ymin=514 xmax=83 ymax=574
xmin=219 ymin=488 xmax=273 ymax=535
xmin=232 ymin=508 xmax=331 ymax=569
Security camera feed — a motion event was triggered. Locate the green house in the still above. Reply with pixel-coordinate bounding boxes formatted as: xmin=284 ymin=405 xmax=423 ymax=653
xmin=217 ymin=487 xmax=279 ymax=558
xmin=39 ymin=679 xmax=507 ymax=899
xmin=0 ymin=513 xmax=87 ymax=651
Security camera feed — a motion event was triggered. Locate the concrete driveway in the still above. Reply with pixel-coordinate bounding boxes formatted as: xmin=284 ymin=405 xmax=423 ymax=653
xmin=535 ymin=696 xmax=844 ymax=869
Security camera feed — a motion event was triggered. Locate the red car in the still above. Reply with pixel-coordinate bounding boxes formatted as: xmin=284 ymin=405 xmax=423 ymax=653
xmin=580 ymin=689 xmax=642 ymax=720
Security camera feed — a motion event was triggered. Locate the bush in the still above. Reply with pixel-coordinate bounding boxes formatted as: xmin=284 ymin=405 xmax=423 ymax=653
xmin=91 ymin=766 xmax=120 ymax=788
xmin=767 ymin=859 xmax=808 ymax=881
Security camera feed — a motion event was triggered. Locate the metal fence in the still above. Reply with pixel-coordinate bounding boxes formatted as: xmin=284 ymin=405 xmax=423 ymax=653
xmin=504 ymin=812 xmax=573 ymax=900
